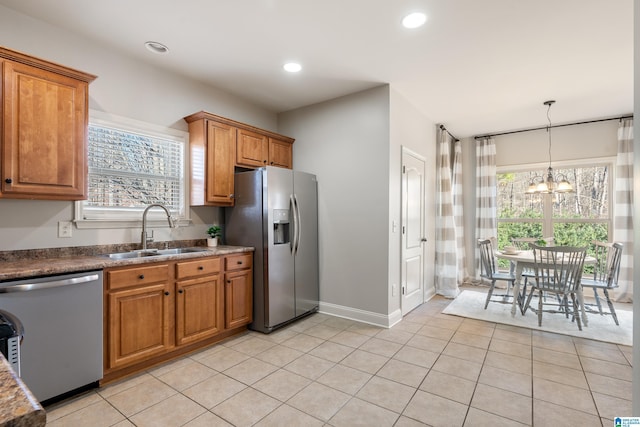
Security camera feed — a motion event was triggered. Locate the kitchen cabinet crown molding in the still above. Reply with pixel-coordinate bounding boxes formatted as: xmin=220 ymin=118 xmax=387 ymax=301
xmin=0 ymin=45 xmax=97 ymax=83
xmin=184 ymin=111 xmax=294 ymax=144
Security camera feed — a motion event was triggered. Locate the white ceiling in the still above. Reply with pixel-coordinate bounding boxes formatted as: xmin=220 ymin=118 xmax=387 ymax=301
xmin=0 ymin=0 xmax=633 ymax=137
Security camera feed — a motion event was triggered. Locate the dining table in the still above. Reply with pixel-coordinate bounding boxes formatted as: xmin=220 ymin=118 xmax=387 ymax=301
xmin=496 ymin=249 xmax=596 ymax=325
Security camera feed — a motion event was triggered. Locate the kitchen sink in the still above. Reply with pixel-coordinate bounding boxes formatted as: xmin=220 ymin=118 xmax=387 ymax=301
xmin=101 ymin=247 xmax=210 ymax=259
xmin=156 ymin=247 xmax=210 ymax=255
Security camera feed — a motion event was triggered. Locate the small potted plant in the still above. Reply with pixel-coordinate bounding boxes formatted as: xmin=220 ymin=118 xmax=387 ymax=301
xmin=207 ymin=225 xmax=222 ymax=247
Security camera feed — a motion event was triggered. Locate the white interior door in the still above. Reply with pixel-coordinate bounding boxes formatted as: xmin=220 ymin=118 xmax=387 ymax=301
xmin=401 ymin=148 xmax=426 ymax=315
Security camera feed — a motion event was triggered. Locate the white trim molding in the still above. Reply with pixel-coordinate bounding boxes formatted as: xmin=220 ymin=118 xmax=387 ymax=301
xmin=319 ymin=301 xmax=403 ymax=328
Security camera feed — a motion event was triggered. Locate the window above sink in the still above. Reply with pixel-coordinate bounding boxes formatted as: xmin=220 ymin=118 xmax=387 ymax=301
xmin=75 ymin=111 xmax=190 ymax=229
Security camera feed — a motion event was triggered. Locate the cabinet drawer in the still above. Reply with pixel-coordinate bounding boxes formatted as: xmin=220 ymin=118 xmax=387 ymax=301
xmin=107 ymin=264 xmax=169 ymax=290
xmin=176 ymin=257 xmax=221 ymax=279
xmin=225 ymin=253 xmax=253 ymax=271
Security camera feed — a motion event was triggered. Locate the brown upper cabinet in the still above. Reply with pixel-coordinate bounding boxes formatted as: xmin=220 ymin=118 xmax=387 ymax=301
xmin=0 ymin=46 xmax=96 ymax=200
xmin=184 ymin=111 xmax=294 ymax=206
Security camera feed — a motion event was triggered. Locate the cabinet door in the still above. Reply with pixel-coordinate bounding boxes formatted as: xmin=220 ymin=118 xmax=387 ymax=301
xmin=108 ymin=282 xmax=172 ymax=369
xmin=236 ymin=129 xmax=268 ymax=168
xmin=268 ymin=138 xmax=293 ymax=169
xmin=206 ymin=120 xmax=236 ymax=206
xmin=224 ymin=269 xmax=253 ymax=329
xmin=176 ymin=275 xmax=224 ymax=345
xmin=2 ymin=60 xmax=88 ymax=199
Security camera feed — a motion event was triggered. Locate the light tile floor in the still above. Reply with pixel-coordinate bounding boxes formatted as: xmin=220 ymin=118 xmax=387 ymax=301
xmin=45 ymin=289 xmax=632 ymax=426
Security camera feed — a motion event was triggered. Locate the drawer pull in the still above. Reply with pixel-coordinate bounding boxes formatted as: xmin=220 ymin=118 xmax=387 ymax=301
xmin=237 ymin=261 xmax=243 ymax=265
xmin=198 ymin=266 xmax=204 ymax=270
xmin=139 ymin=274 xmax=145 ymax=280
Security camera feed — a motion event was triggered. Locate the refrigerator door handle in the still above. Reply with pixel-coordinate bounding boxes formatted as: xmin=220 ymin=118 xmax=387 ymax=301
xmin=290 ymin=194 xmax=299 ymax=255
xmin=293 ymin=194 xmax=302 ymax=256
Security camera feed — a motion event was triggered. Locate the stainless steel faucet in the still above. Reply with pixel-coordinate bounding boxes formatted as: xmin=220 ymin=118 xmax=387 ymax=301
xmin=141 ymin=203 xmax=176 ymax=251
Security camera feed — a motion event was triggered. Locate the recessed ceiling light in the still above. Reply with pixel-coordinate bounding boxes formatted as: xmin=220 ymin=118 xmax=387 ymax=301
xmin=402 ymin=12 xmax=427 ymax=29
xmin=144 ymin=41 xmax=169 ymax=54
xmin=283 ymin=62 xmax=302 ymax=73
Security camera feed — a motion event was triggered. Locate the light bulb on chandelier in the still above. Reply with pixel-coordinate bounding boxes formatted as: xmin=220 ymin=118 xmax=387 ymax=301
xmin=525 ymin=100 xmax=574 ymax=195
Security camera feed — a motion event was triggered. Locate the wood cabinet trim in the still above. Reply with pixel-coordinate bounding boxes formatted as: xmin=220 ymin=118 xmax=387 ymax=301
xmin=184 ymin=111 xmax=294 ymax=144
xmin=0 ymin=46 xmax=96 ymax=83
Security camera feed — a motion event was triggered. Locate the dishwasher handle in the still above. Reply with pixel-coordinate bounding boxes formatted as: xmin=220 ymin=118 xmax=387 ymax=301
xmin=0 ymin=273 xmax=100 ymax=293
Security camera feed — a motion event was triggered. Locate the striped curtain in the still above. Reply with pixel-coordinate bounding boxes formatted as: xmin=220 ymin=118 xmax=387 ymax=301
xmin=452 ymin=140 xmax=467 ymax=284
xmin=613 ymin=119 xmax=633 ymax=302
xmin=435 ymin=127 xmax=460 ymax=298
xmin=475 ymin=138 xmax=497 ymax=278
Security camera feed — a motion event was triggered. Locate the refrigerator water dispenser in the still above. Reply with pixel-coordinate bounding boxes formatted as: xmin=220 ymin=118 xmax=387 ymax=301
xmin=273 ymin=209 xmax=290 ymax=245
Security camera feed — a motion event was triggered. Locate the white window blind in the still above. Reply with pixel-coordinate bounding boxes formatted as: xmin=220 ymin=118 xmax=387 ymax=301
xmin=75 ymin=113 xmax=188 ymax=227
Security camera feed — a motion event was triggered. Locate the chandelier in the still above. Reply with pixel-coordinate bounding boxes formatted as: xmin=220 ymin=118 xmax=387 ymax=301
xmin=525 ymin=100 xmax=574 ymax=194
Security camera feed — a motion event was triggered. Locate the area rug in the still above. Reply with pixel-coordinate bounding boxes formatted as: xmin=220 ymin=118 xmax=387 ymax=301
xmin=442 ymin=290 xmax=632 ymax=346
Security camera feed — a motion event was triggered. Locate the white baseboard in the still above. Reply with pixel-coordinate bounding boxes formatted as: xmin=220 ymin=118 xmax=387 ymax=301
xmin=424 ymin=286 xmax=436 ymax=301
xmin=319 ymin=301 xmax=402 ymax=328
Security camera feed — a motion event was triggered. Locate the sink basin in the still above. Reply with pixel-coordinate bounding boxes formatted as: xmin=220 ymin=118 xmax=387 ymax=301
xmin=102 ymin=247 xmax=209 ymax=259
xmin=156 ymin=247 xmax=210 ymax=255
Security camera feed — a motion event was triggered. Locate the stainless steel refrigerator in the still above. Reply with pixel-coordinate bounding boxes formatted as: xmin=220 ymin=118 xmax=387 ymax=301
xmin=225 ymin=167 xmax=319 ymax=333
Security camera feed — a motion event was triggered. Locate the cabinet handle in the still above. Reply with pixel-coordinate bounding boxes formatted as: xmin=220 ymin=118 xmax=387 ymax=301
xmin=178 ymin=289 xmax=184 ymax=294
xmin=263 ymin=160 xmax=267 ymax=164
xmin=139 ymin=274 xmax=145 ymax=280
xmin=229 ymin=194 xmax=235 ymax=199
xmin=198 ymin=266 xmax=204 ymax=270
xmin=270 ymin=161 xmax=274 ymax=165
xmin=4 ymin=178 xmax=11 ymax=184
xmin=237 ymin=261 xmax=243 ymax=265
xmin=164 ymin=291 xmax=170 ymax=296
xmin=227 ymin=280 xmax=231 ymax=284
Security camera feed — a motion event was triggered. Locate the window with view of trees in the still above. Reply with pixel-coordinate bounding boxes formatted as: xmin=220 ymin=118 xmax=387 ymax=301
xmin=497 ymin=162 xmax=612 ymax=253
xmin=75 ymin=114 xmax=188 ymax=226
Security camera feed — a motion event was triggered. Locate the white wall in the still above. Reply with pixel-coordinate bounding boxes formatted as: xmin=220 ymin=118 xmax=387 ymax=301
xmin=0 ymin=5 xmax=277 ymax=251
xmin=278 ymin=86 xmax=391 ymax=319
xmin=495 ymin=119 xmax=619 ymax=166
xmin=389 ymin=88 xmax=436 ymax=314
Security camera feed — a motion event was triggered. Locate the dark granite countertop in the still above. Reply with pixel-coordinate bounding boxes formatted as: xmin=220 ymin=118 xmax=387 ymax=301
xmin=0 ymin=354 xmax=45 ymax=427
xmin=0 ymin=242 xmax=254 ymax=282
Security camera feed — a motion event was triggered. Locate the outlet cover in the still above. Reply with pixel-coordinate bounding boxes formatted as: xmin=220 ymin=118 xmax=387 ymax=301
xmin=58 ymin=221 xmax=73 ymax=238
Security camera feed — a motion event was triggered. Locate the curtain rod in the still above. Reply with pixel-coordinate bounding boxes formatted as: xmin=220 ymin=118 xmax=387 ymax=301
xmin=473 ymin=114 xmax=633 ymax=140
xmin=439 ymin=124 xmax=459 ymax=142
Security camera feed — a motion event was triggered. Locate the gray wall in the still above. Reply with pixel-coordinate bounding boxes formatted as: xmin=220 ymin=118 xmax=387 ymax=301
xmin=278 ymin=86 xmax=391 ymax=316
xmin=278 ymin=86 xmax=436 ymax=322
xmin=389 ymin=89 xmax=437 ymax=313
xmin=0 ymin=5 xmax=277 ymax=251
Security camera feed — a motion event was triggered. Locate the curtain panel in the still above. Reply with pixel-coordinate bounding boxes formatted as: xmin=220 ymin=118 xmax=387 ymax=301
xmin=475 ymin=138 xmax=497 ymax=278
xmin=613 ymin=119 xmax=634 ymax=302
xmin=434 ymin=128 xmax=460 ymax=298
xmin=452 ymin=140 xmax=467 ymax=284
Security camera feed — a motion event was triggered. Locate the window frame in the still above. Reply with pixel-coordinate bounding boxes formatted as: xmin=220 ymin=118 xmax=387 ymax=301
xmin=496 ymin=156 xmax=615 ymax=242
xmin=74 ymin=111 xmax=191 ymax=229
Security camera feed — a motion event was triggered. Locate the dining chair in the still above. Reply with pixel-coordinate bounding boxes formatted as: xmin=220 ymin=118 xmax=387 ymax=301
xmin=580 ymin=241 xmax=623 ymax=325
xmin=522 ymin=244 xmax=587 ymax=330
xmin=478 ymin=238 xmax=516 ymax=309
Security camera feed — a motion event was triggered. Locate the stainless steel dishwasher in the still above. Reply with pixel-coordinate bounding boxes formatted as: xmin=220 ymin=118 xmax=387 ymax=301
xmin=0 ymin=270 xmax=103 ymax=403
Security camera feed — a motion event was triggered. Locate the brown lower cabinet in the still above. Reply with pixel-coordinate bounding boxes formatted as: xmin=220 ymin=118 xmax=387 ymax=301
xmin=103 ymin=253 xmax=252 ymax=383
